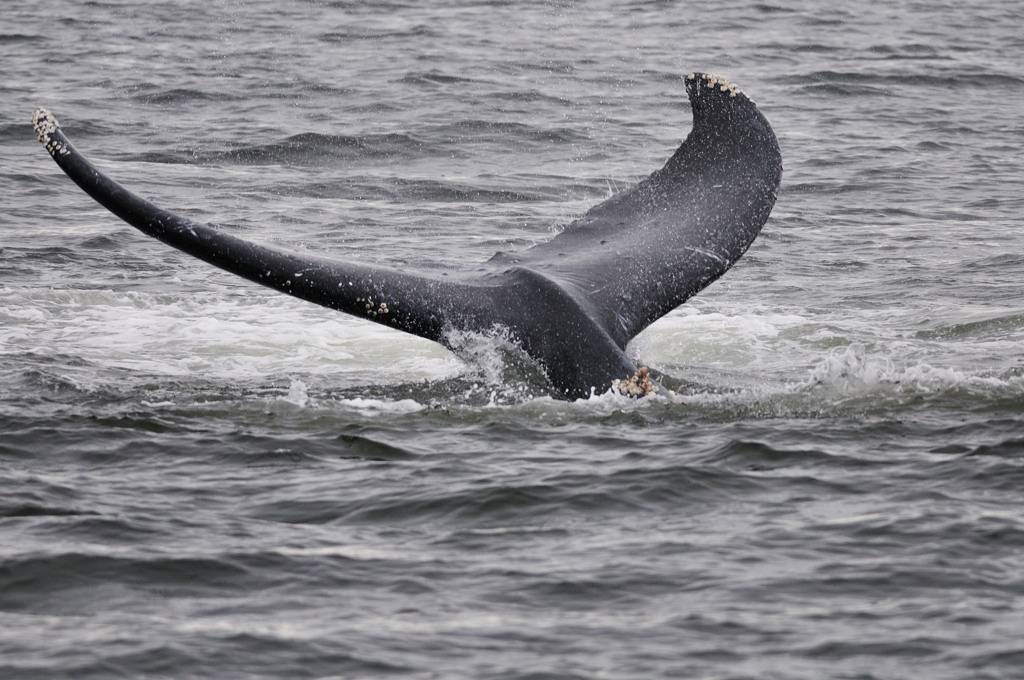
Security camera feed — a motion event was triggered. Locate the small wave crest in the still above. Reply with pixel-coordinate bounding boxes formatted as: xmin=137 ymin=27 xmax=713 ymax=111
xmin=802 ymin=344 xmax=1023 ymax=399
xmin=129 ymin=87 xmax=240 ymax=105
xmin=318 ymin=25 xmax=434 ymax=41
xmin=917 ymin=311 xmax=1024 ymax=340
xmin=138 ymin=132 xmax=438 ymax=166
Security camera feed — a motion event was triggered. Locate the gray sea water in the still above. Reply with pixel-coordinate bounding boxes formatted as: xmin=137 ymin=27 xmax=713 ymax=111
xmin=3 ymin=1 xmax=1024 ymax=678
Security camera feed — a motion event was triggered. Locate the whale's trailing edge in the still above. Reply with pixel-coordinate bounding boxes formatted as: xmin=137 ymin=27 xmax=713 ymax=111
xmin=32 ymin=72 xmax=782 ymax=399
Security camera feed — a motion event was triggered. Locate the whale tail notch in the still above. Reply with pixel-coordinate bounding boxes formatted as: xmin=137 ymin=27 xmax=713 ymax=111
xmin=31 ymin=71 xmax=781 ymax=399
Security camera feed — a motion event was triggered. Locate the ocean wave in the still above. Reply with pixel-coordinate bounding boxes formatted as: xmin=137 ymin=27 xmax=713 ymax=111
xmin=917 ymin=311 xmax=1024 ymax=340
xmin=136 ymin=131 xmax=440 ymax=166
xmin=397 ymin=71 xmax=486 ymax=87
xmin=345 ymin=177 xmax=551 ymax=203
xmin=250 ymin=464 xmax=760 ymax=526
xmin=425 ymin=119 xmax=589 ymax=144
xmin=318 ymin=25 xmax=434 ymax=41
xmin=129 ymin=87 xmax=242 ymax=105
xmin=801 ymin=344 xmax=1024 ymax=399
xmin=779 ymin=69 xmax=1024 ymax=90
xmin=0 ymin=33 xmax=41 ymax=43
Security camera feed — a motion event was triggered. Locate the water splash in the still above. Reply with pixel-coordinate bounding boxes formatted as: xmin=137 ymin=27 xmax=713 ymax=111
xmin=443 ymin=326 xmax=552 ymax=403
xmin=283 ymin=379 xmax=310 ymax=407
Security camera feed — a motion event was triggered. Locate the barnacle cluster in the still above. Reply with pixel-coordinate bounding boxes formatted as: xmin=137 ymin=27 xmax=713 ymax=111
xmin=356 ymin=296 xmax=390 ymax=318
xmin=32 ymin=108 xmax=70 ymax=156
xmin=613 ymin=366 xmax=655 ymax=397
xmin=685 ymin=72 xmax=741 ymax=98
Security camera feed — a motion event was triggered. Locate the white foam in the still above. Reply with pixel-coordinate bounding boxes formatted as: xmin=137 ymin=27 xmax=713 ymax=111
xmin=7 ymin=282 xmax=1024 ymax=414
xmin=802 ymin=344 xmax=1023 ymax=396
xmin=334 ymin=397 xmax=426 ymax=414
xmin=630 ymin=307 xmax=811 ymax=371
xmin=0 ymin=287 xmax=464 ymax=390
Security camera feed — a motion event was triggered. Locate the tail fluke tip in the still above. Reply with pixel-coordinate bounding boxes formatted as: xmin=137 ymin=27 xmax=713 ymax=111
xmin=32 ymin=108 xmax=69 ymax=156
xmin=685 ymin=72 xmax=743 ymax=98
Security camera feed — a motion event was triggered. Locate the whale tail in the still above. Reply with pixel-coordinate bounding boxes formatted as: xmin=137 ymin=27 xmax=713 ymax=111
xmin=32 ymin=72 xmax=781 ymax=399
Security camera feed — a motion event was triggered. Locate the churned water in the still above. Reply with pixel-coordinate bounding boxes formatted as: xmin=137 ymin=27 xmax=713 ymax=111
xmin=3 ymin=1 xmax=1024 ymax=678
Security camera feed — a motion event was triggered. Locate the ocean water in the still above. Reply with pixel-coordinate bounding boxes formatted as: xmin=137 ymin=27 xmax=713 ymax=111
xmin=3 ymin=1 xmax=1024 ymax=677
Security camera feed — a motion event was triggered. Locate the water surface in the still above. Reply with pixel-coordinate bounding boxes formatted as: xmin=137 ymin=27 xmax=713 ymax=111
xmin=3 ymin=1 xmax=1024 ymax=677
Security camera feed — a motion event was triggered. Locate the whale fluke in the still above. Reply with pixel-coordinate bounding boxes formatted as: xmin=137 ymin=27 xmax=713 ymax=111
xmin=32 ymin=73 xmax=781 ymax=399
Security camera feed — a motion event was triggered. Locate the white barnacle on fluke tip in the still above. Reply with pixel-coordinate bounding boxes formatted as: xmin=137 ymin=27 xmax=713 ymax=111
xmin=685 ymin=72 xmax=742 ymax=98
xmin=32 ymin=108 xmax=70 ymax=156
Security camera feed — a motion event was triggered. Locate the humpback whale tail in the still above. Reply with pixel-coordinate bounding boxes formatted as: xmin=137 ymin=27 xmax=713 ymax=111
xmin=32 ymin=73 xmax=782 ymax=400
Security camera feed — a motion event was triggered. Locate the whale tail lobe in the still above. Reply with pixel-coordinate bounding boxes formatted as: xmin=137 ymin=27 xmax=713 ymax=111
xmin=509 ymin=73 xmax=782 ymax=348
xmin=30 ymin=109 xmax=497 ymax=346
